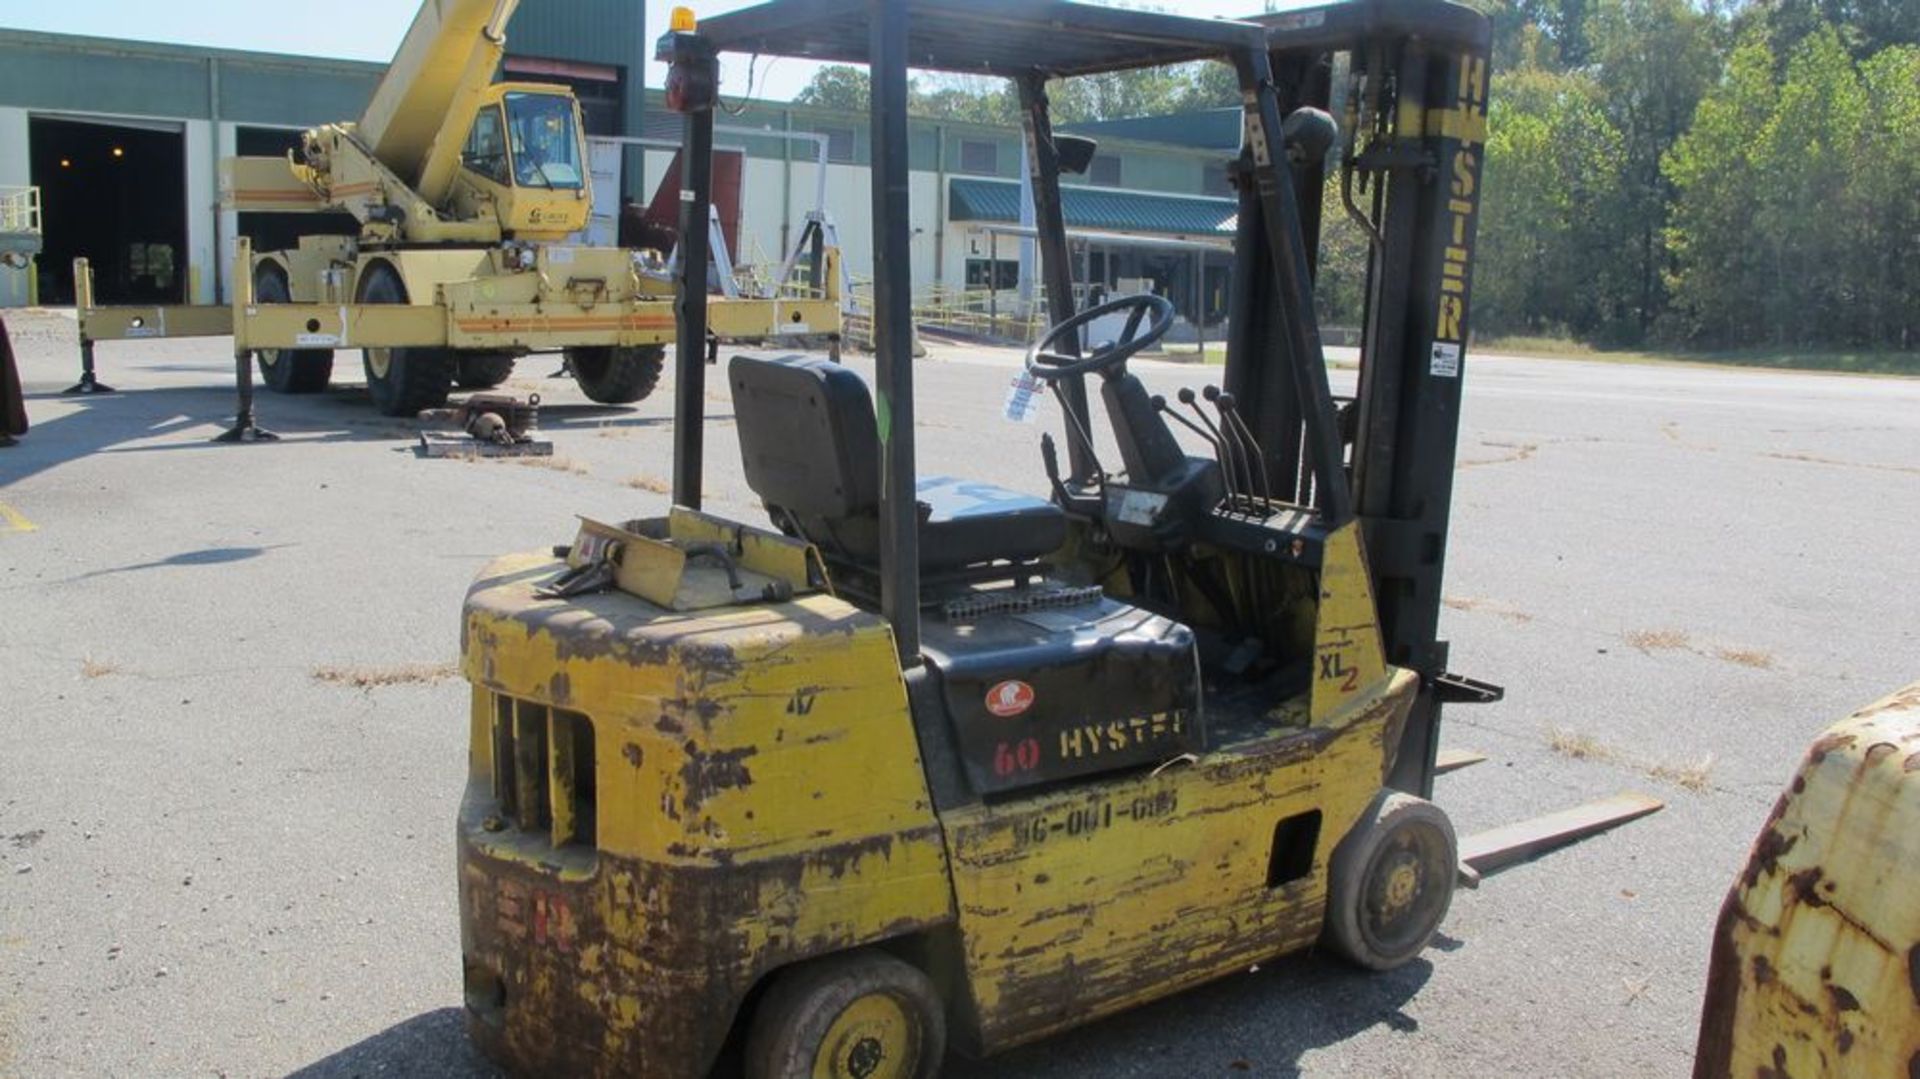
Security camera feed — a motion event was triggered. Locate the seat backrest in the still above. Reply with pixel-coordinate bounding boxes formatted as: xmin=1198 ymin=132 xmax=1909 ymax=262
xmin=730 ymin=353 xmax=880 ymax=520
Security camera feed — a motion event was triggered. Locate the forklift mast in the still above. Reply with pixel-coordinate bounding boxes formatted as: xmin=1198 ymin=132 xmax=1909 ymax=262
xmin=1025 ymin=1 xmax=1498 ymax=797
xmin=1228 ymin=3 xmax=1497 ymax=794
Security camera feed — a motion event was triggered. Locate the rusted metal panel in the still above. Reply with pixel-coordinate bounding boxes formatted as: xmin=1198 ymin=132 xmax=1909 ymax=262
xmin=459 ymin=551 xmax=956 ymax=1078
xmin=1694 ymin=682 xmax=1920 ymax=1079
xmin=940 ymin=668 xmax=1421 ymax=1053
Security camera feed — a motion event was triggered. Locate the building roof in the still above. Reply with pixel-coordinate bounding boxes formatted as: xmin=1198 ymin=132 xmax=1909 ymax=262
xmin=1063 ymin=109 xmax=1243 ymax=153
xmin=948 ymin=178 xmax=1236 ymax=236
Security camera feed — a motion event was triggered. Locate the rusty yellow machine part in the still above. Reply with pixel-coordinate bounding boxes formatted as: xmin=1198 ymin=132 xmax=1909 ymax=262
xmin=456 ymin=515 xmax=1434 ymax=1077
xmin=1694 ymin=682 xmax=1920 ymax=1078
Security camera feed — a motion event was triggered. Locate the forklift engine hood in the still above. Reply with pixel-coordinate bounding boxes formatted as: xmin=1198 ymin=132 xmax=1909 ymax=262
xmin=920 ymin=594 xmax=1203 ymax=797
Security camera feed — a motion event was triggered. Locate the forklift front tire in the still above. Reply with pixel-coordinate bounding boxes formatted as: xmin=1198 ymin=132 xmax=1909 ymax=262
xmin=744 ymin=950 xmax=946 ymax=1079
xmin=1323 ymin=791 xmax=1457 ymax=972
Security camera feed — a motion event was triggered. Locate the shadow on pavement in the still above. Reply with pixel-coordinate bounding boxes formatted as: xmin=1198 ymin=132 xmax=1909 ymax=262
xmin=946 ymin=948 xmax=1439 ymax=1079
xmin=287 ymin=947 xmax=1436 ymax=1078
xmin=286 ymin=1008 xmax=503 ymax=1079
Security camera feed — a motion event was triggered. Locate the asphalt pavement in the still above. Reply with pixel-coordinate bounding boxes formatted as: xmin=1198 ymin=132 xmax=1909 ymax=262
xmin=2 ymin=309 xmax=1916 ymax=1078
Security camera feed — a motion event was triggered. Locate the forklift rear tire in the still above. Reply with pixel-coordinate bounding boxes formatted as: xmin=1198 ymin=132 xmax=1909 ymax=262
xmin=357 ymin=263 xmax=454 ymax=417
xmin=566 ymin=345 xmax=664 ymax=405
xmin=253 ymin=266 xmax=333 ymax=394
xmin=455 ymin=353 xmax=516 ymax=390
xmin=744 ymin=950 xmax=945 ymax=1079
xmin=1322 ymin=791 xmax=1457 ymax=972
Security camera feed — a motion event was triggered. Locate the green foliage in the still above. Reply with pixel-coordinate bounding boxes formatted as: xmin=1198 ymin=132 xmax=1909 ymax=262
xmin=793 ymin=0 xmax=1920 ymax=354
xmin=1476 ymin=69 xmax=1634 ymax=338
xmin=1663 ymin=28 xmax=1917 ymax=347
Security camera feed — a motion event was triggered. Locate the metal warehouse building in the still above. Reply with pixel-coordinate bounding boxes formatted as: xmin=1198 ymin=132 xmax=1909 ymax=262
xmin=0 ymin=0 xmax=649 ymax=309
xmin=1 ymin=4 xmax=1246 ymax=327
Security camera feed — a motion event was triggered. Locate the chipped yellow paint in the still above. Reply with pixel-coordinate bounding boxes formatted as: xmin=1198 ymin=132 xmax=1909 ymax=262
xmin=941 ymin=667 xmax=1419 ymax=1052
xmin=460 ymin=507 xmax=1423 ymax=1074
xmin=1311 ymin=522 xmax=1389 ymax=722
xmin=0 ymin=501 xmax=36 ymax=534
xmin=1696 ymin=682 xmax=1920 ymax=1078
xmin=463 ymin=552 xmax=949 ymax=875
xmin=458 ymin=550 xmax=953 ymax=1078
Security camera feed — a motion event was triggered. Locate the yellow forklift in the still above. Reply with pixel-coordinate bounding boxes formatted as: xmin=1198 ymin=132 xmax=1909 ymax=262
xmin=457 ymin=1 xmax=1499 ymax=1075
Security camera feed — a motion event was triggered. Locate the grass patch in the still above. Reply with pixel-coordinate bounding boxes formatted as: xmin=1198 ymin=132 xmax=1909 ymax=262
xmin=1761 ymin=452 xmax=1920 ymax=477
xmin=1714 ymin=647 xmax=1776 ymax=671
xmin=312 ymin=663 xmax=459 ymax=689
xmin=1649 ymin=754 xmax=1719 ymax=793
xmin=625 ymin=474 xmax=670 ymax=494
xmin=1443 ymin=596 xmax=1534 ymax=624
xmin=455 ymin=453 xmax=588 ymax=475
xmin=1457 ymin=440 xmax=1539 ymax=470
xmin=1626 ymin=629 xmax=1692 ymax=653
xmin=1546 ymin=727 xmax=1718 ymax=793
xmin=1625 ymin=629 xmax=1779 ymax=671
xmin=1475 ymin=335 xmax=1920 ymax=378
xmin=1547 ymin=727 xmax=1620 ymax=763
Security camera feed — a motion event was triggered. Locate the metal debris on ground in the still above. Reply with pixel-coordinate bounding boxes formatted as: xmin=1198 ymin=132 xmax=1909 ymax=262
xmin=417 ymin=393 xmax=552 ymax=458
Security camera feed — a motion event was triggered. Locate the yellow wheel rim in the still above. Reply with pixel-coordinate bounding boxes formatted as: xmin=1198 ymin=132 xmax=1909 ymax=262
xmin=1384 ymin=859 xmax=1419 ymax=914
xmin=259 ymin=349 xmax=282 ymax=368
xmin=366 ymin=348 xmax=393 ymax=379
xmin=812 ymin=992 xmax=919 ymax=1079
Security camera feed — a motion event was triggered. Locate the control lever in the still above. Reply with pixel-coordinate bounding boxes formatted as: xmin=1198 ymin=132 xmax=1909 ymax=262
xmin=1213 ymin=391 xmax=1275 ymax=512
xmin=1177 ymin=388 xmax=1239 ymax=502
xmin=1153 ymin=394 xmax=1216 ymax=444
xmin=1040 ymin=432 xmax=1073 ymax=505
xmin=1199 ymin=386 xmax=1255 ymax=505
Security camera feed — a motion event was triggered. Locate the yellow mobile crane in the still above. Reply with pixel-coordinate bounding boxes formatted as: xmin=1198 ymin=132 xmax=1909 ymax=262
xmin=70 ymin=0 xmax=839 ymax=418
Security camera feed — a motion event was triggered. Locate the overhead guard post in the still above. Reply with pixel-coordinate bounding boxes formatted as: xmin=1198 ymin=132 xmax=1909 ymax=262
xmin=662 ymin=30 xmax=720 ymax=511
xmin=869 ymin=0 xmax=920 ymax=662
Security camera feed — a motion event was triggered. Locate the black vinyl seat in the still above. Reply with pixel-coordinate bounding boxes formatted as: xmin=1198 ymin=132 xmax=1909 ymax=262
xmin=730 ymin=353 xmax=1067 ymax=573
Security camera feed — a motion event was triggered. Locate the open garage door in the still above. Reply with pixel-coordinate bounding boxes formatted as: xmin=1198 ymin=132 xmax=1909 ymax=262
xmin=234 ymin=126 xmax=359 ymax=257
xmin=29 ymin=116 xmax=187 ymax=306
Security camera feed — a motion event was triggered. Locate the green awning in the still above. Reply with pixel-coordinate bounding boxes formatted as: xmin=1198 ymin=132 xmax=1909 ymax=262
xmin=948 ymin=178 xmax=1236 ymax=236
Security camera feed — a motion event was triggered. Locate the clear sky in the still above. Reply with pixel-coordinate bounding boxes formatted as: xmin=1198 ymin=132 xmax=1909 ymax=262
xmin=0 ymin=0 xmax=1291 ymax=102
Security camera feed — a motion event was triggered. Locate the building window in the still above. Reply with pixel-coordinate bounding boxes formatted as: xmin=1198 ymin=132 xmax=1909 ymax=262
xmin=1089 ymin=154 xmax=1122 ymax=187
xmin=1203 ymin=162 xmax=1236 ymax=198
xmin=959 ymin=139 xmax=999 ymax=175
xmin=818 ymin=126 xmax=857 ymax=164
xmin=965 ymin=258 xmax=1020 ymax=291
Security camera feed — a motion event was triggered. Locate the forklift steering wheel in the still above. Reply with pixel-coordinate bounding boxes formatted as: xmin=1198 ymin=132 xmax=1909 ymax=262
xmin=1025 ymin=294 xmax=1176 ymax=381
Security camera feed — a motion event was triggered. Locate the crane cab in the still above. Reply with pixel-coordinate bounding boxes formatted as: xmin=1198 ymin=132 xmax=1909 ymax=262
xmin=448 ymin=82 xmax=593 ymax=241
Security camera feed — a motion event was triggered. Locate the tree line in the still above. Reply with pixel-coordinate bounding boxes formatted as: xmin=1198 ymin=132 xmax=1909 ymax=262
xmin=1475 ymin=0 xmax=1918 ymax=350
xmin=795 ymin=0 xmax=1918 ymax=352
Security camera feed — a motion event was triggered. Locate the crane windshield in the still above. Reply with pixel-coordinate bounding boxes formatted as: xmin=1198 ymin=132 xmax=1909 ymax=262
xmin=504 ymin=92 xmax=583 ymax=190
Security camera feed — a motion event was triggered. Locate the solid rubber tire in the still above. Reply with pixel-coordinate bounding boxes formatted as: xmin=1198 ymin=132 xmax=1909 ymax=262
xmin=744 ymin=950 xmax=945 ymax=1079
xmin=566 ymin=345 xmax=665 ymax=405
xmin=1322 ymin=791 xmax=1458 ymax=972
xmin=253 ymin=265 xmax=333 ymax=394
xmin=357 ymin=263 xmax=454 ymax=417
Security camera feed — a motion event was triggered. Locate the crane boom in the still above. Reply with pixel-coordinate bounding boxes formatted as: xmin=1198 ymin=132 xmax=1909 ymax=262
xmin=357 ymin=0 xmax=521 ymax=206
